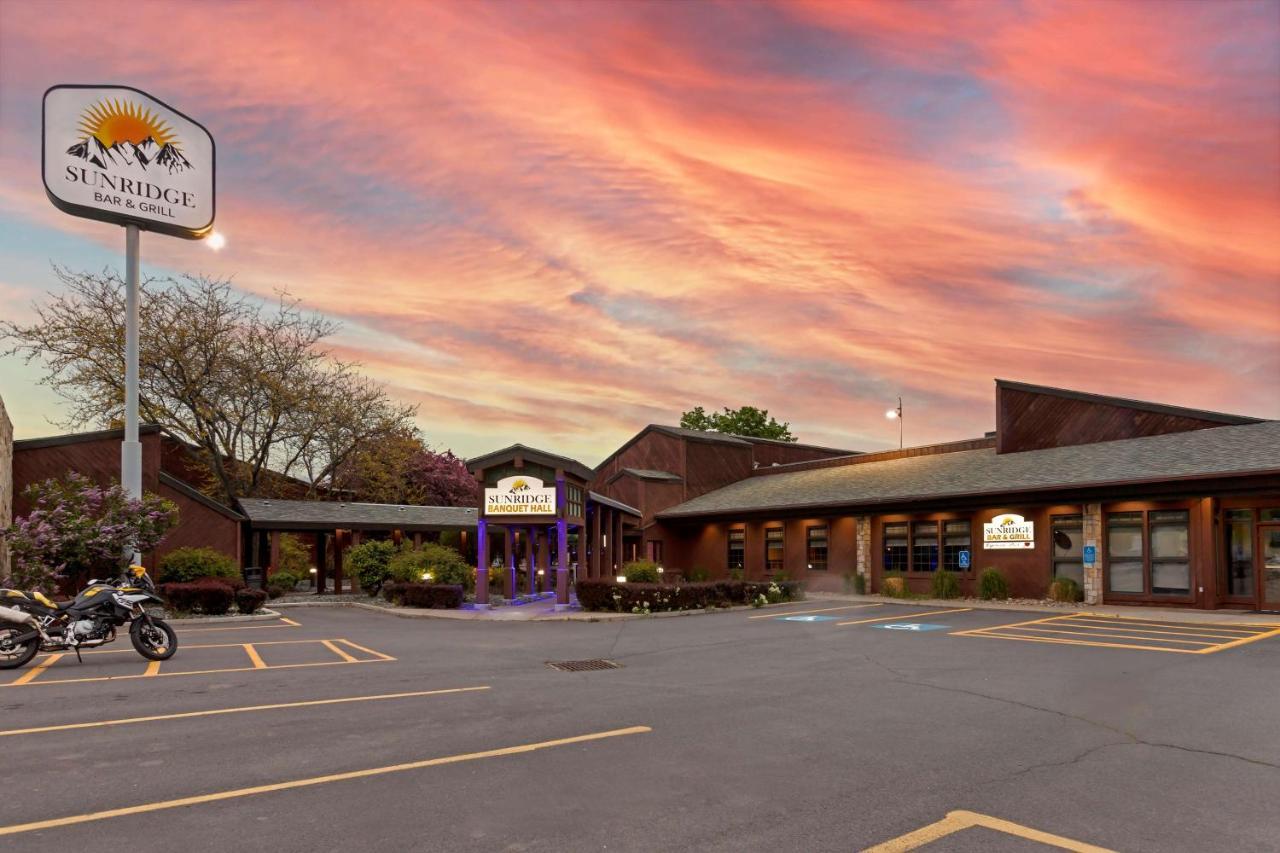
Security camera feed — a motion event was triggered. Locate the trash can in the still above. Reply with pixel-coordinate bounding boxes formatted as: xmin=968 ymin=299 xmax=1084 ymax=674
xmin=243 ymin=566 xmax=264 ymax=590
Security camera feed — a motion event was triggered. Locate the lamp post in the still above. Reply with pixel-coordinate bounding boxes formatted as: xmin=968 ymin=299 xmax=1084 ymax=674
xmin=885 ymin=397 xmax=903 ymax=449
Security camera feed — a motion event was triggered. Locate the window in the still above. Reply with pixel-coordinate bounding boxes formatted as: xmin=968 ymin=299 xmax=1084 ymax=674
xmin=728 ymin=530 xmax=745 ymax=573
xmin=1107 ymin=509 xmax=1191 ymax=596
xmin=765 ymin=528 xmax=784 ymax=573
xmin=1149 ymin=510 xmax=1190 ymax=595
xmin=567 ymin=485 xmax=583 ymax=519
xmin=912 ymin=522 xmax=939 ymax=572
xmin=943 ymin=521 xmax=971 ymax=573
xmin=806 ymin=526 xmax=828 ymax=571
xmin=648 ymin=540 xmax=664 ymax=567
xmin=884 ymin=523 xmax=909 ymax=572
xmin=1224 ymin=510 xmax=1254 ymax=598
xmin=1051 ymin=514 xmax=1084 ymax=586
xmin=1107 ymin=512 xmax=1145 ymax=593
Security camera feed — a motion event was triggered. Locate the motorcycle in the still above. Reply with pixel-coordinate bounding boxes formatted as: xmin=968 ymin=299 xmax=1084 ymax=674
xmin=0 ymin=565 xmax=178 ymax=670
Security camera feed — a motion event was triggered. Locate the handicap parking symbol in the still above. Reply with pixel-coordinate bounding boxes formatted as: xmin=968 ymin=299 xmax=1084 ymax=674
xmin=874 ymin=623 xmax=950 ymax=632
xmin=779 ymin=615 xmax=839 ymax=622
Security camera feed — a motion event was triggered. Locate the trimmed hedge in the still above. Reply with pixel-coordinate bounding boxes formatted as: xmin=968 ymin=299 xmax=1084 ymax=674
xmin=1048 ymin=577 xmax=1083 ymax=603
xmin=881 ymin=573 xmax=909 ymax=598
xmin=159 ymin=547 xmax=243 ymax=588
xmin=978 ymin=567 xmax=1010 ymax=600
xmin=382 ymin=582 xmax=464 ymax=609
xmin=235 ymin=587 xmax=268 ymax=614
xmin=575 ymin=579 xmax=802 ymax=613
xmin=622 ymin=559 xmax=661 ymax=583
xmin=931 ymin=569 xmax=961 ymax=599
xmin=161 ymin=578 xmax=235 ymax=615
xmin=266 ymin=569 xmax=304 ymax=599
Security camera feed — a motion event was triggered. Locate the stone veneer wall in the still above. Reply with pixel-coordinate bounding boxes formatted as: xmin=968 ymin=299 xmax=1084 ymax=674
xmin=855 ymin=516 xmax=871 ymax=590
xmin=0 ymin=395 xmax=12 ymax=580
xmin=1082 ymin=502 xmax=1102 ymax=605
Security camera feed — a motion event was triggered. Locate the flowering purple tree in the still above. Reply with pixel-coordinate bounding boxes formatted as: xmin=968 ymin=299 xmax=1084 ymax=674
xmin=3 ymin=472 xmax=178 ymax=593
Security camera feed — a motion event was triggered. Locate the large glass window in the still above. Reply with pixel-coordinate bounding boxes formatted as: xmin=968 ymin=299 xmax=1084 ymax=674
xmin=727 ymin=530 xmax=745 ymax=573
xmin=1107 ymin=512 xmax=1145 ymax=593
xmin=1224 ymin=510 xmax=1254 ymax=598
xmin=1052 ymin=514 xmax=1084 ymax=586
xmin=765 ymin=528 xmax=784 ymax=573
xmin=806 ymin=526 xmax=828 ymax=571
xmin=1149 ymin=510 xmax=1190 ymax=594
xmin=912 ymin=522 xmax=939 ymax=572
xmin=943 ymin=521 xmax=971 ymax=573
xmin=884 ymin=524 xmax=909 ymax=572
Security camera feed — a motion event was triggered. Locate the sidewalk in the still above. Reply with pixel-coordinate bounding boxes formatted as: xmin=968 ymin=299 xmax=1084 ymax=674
xmin=804 ymin=591 xmax=1280 ymax=626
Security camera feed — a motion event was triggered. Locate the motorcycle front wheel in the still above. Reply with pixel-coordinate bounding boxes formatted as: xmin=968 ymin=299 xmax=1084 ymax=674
xmin=0 ymin=626 xmax=40 ymax=670
xmin=130 ymin=618 xmax=178 ymax=661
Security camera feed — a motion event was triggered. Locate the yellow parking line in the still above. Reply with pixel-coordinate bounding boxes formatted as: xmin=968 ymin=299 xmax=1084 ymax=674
xmin=322 ymin=640 xmax=359 ymax=663
xmin=143 ymin=661 xmax=161 ymax=677
xmin=3 ymin=657 xmax=394 ymax=688
xmin=0 ymin=725 xmax=651 ymax=837
xmin=1048 ymin=622 xmax=1250 ymax=641
xmin=0 ymin=687 xmax=491 ymax=738
xmin=67 ymin=638 xmax=348 ymax=656
xmin=1074 ymin=612 xmax=1280 ymax=630
xmin=334 ymin=639 xmax=395 ymax=661
xmin=243 ymin=644 xmax=267 ymax=669
xmin=1195 ymin=625 xmax=1280 ymax=654
xmin=9 ymin=653 xmax=65 ymax=686
xmin=863 ymin=809 xmax=1114 ymax=852
xmin=175 ymin=621 xmax=301 ymax=634
xmin=950 ymin=614 xmax=1075 ymax=636
xmin=749 ymin=603 xmax=884 ymax=620
xmin=279 ymin=617 xmax=301 ymax=626
xmin=959 ymin=631 xmax=1201 ymax=654
xmin=1068 ymin=617 xmax=1262 ymax=636
xmin=1009 ymin=626 xmax=1216 ymax=646
xmin=837 ymin=608 xmax=971 ymax=626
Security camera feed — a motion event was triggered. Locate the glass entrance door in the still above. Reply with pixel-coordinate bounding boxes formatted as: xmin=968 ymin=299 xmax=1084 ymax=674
xmin=1260 ymin=525 xmax=1280 ymax=612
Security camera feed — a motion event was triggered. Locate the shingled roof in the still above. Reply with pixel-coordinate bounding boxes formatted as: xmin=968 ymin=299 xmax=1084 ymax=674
xmin=657 ymin=420 xmax=1280 ymax=519
xmin=238 ymin=499 xmax=477 ymax=531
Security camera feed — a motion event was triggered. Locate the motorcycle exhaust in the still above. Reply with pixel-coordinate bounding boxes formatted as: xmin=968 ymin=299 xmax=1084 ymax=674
xmin=0 ymin=605 xmax=37 ymax=628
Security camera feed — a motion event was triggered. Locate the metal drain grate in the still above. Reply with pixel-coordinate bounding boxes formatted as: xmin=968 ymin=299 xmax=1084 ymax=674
xmin=546 ymin=659 xmax=621 ymax=672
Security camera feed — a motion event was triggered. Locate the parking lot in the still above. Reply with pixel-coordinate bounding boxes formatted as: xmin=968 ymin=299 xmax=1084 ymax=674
xmin=1 ymin=602 xmax=1278 ymax=851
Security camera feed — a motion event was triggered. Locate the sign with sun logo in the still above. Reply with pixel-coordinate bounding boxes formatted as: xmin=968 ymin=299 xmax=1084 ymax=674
xmin=485 ymin=476 xmax=558 ymax=516
xmin=983 ymin=513 xmax=1035 ymax=549
xmin=43 ymin=85 xmax=214 ymax=239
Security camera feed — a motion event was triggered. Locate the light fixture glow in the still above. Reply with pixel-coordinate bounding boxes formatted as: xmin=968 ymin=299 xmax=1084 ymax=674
xmin=885 ymin=409 xmax=898 ymax=419
xmin=206 ymin=231 xmax=226 ymax=251
xmin=616 ymin=575 xmax=627 ymax=583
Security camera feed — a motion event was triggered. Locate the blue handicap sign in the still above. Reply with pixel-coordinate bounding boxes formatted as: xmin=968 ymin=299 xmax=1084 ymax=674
xmin=873 ymin=623 xmax=950 ymax=632
xmin=1083 ymin=545 xmax=1097 ymax=564
xmin=958 ymin=550 xmax=971 ymax=569
xmin=779 ymin=615 xmax=839 ymax=622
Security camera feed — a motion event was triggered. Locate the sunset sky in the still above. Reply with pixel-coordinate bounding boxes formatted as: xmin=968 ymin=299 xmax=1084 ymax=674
xmin=1 ymin=0 xmax=1277 ymax=464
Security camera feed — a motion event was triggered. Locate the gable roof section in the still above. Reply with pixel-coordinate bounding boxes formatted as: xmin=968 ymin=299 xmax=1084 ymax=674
xmin=996 ymin=379 xmax=1263 ymax=426
xmin=658 ymin=420 xmax=1280 ymax=519
xmin=237 ymin=498 xmax=477 ymax=531
xmin=158 ymin=472 xmax=244 ymax=521
xmin=588 ymin=491 xmax=642 ymax=518
xmin=466 ymin=444 xmax=594 ymax=481
xmin=611 ymin=468 xmax=683 ymax=484
xmin=594 ymin=424 xmax=857 ymax=475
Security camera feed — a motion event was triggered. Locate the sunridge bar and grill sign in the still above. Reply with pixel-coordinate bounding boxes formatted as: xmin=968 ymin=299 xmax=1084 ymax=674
xmin=42 ymin=85 xmax=215 ymax=239
xmin=485 ymin=476 xmax=557 ymax=516
xmin=983 ymin=513 xmax=1035 ymax=549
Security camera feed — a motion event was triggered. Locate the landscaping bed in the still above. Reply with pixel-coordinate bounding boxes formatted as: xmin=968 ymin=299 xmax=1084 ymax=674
xmin=576 ymin=579 xmax=803 ymax=614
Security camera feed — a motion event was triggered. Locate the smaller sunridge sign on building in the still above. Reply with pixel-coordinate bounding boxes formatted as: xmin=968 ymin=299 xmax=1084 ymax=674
xmin=983 ymin=513 xmax=1035 ymax=549
xmin=43 ymin=85 xmax=215 ymax=239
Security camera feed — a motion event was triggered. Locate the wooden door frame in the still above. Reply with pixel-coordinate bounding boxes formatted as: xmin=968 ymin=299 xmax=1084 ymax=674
xmin=1257 ymin=522 xmax=1280 ymax=612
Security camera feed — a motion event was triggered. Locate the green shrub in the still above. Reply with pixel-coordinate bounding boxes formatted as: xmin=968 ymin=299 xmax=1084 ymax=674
xmin=931 ymin=569 xmax=961 ymax=600
xmin=623 ymin=559 xmax=661 ymax=584
xmin=881 ymin=573 xmax=909 ymax=598
xmin=277 ymin=534 xmax=312 ymax=576
xmin=728 ymin=568 xmax=744 ymax=582
xmin=388 ymin=543 xmax=474 ymax=591
xmin=574 ymin=579 xmax=800 ymax=612
xmin=161 ymin=578 xmax=234 ymax=615
xmin=383 ymin=582 xmax=463 ymax=609
xmin=685 ymin=566 xmax=710 ymax=582
xmin=266 ymin=569 xmax=304 ymax=599
xmin=346 ymin=539 xmax=400 ymax=595
xmin=854 ymin=573 xmax=867 ymax=595
xmin=978 ymin=567 xmax=1009 ymax=600
xmin=1049 ymin=577 xmax=1083 ymax=603
xmin=159 ymin=547 xmax=241 ymax=586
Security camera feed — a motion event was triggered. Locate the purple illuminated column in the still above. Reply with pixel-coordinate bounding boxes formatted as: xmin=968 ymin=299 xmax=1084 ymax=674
xmin=476 ymin=518 xmax=489 ymax=605
xmin=556 ymin=477 xmax=569 ymax=605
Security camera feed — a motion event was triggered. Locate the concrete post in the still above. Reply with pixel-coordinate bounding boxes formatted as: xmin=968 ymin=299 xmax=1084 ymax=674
xmin=855 ymin=516 xmax=871 ymax=592
xmin=1082 ymin=502 xmax=1103 ymax=605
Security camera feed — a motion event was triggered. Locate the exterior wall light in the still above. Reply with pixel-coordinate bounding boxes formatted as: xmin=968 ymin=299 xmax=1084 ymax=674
xmin=308 ymin=568 xmax=317 ymax=574
xmin=537 ymin=569 xmax=546 ymax=576
xmin=616 ymin=575 xmax=627 ymax=583
xmin=657 ymin=566 xmax=664 ymax=574
xmin=421 ymin=572 xmax=433 ymax=581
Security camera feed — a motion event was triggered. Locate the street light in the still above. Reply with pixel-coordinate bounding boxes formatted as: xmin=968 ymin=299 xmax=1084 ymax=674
xmin=886 ymin=396 xmax=903 ymax=449
xmin=206 ymin=231 xmax=226 ymax=251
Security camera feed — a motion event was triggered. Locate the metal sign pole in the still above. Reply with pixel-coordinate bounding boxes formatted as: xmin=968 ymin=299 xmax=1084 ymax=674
xmin=122 ymin=224 xmax=142 ymax=502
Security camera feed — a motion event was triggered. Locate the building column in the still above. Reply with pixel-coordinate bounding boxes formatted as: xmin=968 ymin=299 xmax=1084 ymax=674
xmin=349 ymin=531 xmax=363 ymax=594
xmin=502 ymin=527 xmax=513 ymax=598
xmin=268 ymin=531 xmax=281 ymax=576
xmin=555 ymin=477 xmax=570 ymax=606
xmin=1082 ymin=502 xmax=1103 ymax=605
xmin=538 ymin=530 xmax=550 ymax=593
xmin=855 ymin=516 xmax=871 ymax=593
xmin=413 ymin=532 xmax=422 ymax=548
xmin=524 ymin=527 xmax=535 ymax=595
xmin=590 ymin=505 xmax=602 ymax=580
xmin=476 ymin=519 xmax=489 ymax=606
xmin=613 ymin=510 xmax=624 ymax=576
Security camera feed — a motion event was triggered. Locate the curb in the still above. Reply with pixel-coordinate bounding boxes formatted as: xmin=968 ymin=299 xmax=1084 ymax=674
xmin=169 ymin=608 xmax=283 ymax=625
xmin=267 ymin=599 xmax=798 ymax=623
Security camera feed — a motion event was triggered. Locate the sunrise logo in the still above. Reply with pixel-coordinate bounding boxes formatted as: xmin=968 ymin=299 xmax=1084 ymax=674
xmin=509 ymin=479 xmax=531 ymax=492
xmin=65 ymin=98 xmax=192 ymax=174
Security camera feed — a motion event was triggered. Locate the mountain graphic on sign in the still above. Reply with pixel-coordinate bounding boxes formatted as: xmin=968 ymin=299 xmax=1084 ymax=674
xmin=66 ymin=135 xmax=191 ymax=174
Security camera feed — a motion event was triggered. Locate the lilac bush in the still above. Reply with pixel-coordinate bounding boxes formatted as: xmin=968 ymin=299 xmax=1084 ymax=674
xmin=3 ymin=472 xmax=178 ymax=593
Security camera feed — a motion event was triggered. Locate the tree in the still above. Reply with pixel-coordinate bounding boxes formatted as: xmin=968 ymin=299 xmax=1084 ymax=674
xmin=679 ymin=405 xmax=796 ymax=441
xmin=2 ymin=268 xmax=418 ymax=505
xmin=3 ymin=472 xmax=178 ymax=593
xmin=330 ymin=426 xmax=478 ymax=506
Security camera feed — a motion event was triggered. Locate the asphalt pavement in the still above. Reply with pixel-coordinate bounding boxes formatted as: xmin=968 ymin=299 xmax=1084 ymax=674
xmin=1 ymin=602 xmax=1277 ymax=851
